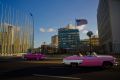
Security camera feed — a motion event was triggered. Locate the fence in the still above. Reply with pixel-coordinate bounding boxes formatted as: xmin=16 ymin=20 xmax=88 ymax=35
xmin=0 ymin=3 xmax=34 ymax=55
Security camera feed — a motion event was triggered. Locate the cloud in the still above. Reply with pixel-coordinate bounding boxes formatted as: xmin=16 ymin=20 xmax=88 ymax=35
xmin=40 ymin=27 xmax=56 ymax=33
xmin=82 ymin=30 xmax=88 ymax=34
xmin=95 ymin=30 xmax=98 ymax=35
xmin=76 ymin=25 xmax=86 ymax=31
xmin=47 ymin=28 xmax=56 ymax=32
xmin=40 ymin=28 xmax=46 ymax=32
xmin=34 ymin=41 xmax=37 ymax=43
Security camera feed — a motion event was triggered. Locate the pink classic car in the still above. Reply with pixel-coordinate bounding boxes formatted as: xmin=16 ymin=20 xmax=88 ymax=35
xmin=63 ymin=52 xmax=118 ymax=68
xmin=22 ymin=53 xmax=47 ymax=60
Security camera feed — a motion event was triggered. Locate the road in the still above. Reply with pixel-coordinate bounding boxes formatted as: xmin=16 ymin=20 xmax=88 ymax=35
xmin=0 ymin=56 xmax=120 ymax=80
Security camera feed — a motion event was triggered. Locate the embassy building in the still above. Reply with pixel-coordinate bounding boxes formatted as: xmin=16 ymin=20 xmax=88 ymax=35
xmin=58 ymin=24 xmax=80 ymax=53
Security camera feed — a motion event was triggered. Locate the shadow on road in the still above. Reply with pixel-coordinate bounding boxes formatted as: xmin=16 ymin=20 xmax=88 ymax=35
xmin=0 ymin=65 xmax=104 ymax=79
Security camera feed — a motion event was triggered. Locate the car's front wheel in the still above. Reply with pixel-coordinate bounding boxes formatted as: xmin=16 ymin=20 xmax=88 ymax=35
xmin=36 ymin=57 xmax=40 ymax=60
xmin=71 ymin=63 xmax=78 ymax=67
xmin=102 ymin=62 xmax=113 ymax=69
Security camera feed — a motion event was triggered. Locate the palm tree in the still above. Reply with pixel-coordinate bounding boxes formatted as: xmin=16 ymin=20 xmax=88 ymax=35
xmin=87 ymin=31 xmax=93 ymax=55
xmin=87 ymin=31 xmax=93 ymax=38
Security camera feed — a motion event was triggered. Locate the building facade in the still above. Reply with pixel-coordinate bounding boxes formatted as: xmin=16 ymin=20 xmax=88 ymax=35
xmin=97 ymin=0 xmax=120 ymax=53
xmin=58 ymin=24 xmax=80 ymax=53
xmin=51 ymin=35 xmax=58 ymax=48
xmin=0 ymin=4 xmax=34 ymax=55
xmin=80 ymin=35 xmax=100 ymax=53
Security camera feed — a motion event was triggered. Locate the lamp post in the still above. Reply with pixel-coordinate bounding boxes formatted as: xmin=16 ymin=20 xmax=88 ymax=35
xmin=30 ymin=13 xmax=34 ymax=49
xmin=87 ymin=31 xmax=93 ymax=55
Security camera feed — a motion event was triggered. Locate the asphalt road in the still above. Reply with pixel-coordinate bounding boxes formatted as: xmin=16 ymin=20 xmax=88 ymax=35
xmin=0 ymin=56 xmax=120 ymax=80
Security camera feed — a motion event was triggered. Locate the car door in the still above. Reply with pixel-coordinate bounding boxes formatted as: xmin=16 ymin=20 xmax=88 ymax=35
xmin=82 ymin=56 xmax=100 ymax=66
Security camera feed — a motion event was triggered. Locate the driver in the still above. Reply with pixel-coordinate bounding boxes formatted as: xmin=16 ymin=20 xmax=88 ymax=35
xmin=92 ymin=52 xmax=97 ymax=56
xmin=79 ymin=53 xmax=83 ymax=57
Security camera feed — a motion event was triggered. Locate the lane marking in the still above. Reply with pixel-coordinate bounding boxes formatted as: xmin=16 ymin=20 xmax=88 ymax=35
xmin=48 ymin=67 xmax=64 ymax=68
xmin=32 ymin=74 xmax=80 ymax=80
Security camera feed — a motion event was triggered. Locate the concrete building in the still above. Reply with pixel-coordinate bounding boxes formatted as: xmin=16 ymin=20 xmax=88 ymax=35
xmin=80 ymin=35 xmax=100 ymax=46
xmin=41 ymin=43 xmax=56 ymax=54
xmin=90 ymin=35 xmax=100 ymax=46
xmin=51 ymin=35 xmax=58 ymax=53
xmin=97 ymin=0 xmax=120 ymax=53
xmin=80 ymin=35 xmax=100 ymax=52
xmin=51 ymin=35 xmax=58 ymax=48
xmin=0 ymin=23 xmax=33 ymax=55
xmin=58 ymin=24 xmax=80 ymax=53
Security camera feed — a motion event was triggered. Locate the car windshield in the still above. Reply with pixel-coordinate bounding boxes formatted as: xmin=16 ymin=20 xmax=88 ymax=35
xmin=77 ymin=52 xmax=97 ymax=57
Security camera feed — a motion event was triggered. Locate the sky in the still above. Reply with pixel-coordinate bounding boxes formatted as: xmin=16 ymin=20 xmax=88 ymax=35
xmin=0 ymin=0 xmax=99 ymax=48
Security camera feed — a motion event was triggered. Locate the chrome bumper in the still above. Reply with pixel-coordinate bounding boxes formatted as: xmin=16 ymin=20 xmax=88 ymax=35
xmin=114 ymin=62 xmax=119 ymax=66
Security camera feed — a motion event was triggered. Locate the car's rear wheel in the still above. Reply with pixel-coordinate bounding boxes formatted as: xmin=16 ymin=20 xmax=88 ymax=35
xmin=24 ymin=58 xmax=28 ymax=61
xmin=36 ymin=57 xmax=39 ymax=60
xmin=102 ymin=62 xmax=113 ymax=69
xmin=71 ymin=63 xmax=78 ymax=67
xmin=23 ymin=57 xmax=27 ymax=60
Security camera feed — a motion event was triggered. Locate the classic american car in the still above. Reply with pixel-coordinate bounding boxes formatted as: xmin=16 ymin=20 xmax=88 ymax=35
xmin=22 ymin=53 xmax=47 ymax=60
xmin=63 ymin=52 xmax=118 ymax=68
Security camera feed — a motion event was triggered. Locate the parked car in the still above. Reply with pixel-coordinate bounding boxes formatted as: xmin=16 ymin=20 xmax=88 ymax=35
xmin=22 ymin=53 xmax=47 ymax=60
xmin=63 ymin=52 xmax=118 ymax=68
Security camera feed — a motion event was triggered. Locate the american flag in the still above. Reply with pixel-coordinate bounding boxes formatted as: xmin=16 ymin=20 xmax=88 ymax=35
xmin=76 ymin=19 xmax=88 ymax=26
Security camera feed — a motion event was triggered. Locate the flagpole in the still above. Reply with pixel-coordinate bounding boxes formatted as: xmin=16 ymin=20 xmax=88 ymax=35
xmin=30 ymin=13 xmax=34 ymax=49
xmin=75 ymin=18 xmax=77 ymax=29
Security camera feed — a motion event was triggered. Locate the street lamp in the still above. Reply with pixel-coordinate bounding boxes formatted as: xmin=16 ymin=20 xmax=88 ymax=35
xmin=87 ymin=31 xmax=93 ymax=55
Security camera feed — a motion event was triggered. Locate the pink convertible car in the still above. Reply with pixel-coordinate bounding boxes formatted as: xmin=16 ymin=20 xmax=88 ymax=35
xmin=22 ymin=53 xmax=47 ymax=60
xmin=63 ymin=52 xmax=118 ymax=68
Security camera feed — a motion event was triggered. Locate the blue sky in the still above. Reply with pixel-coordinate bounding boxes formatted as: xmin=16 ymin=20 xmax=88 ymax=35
xmin=0 ymin=0 xmax=99 ymax=48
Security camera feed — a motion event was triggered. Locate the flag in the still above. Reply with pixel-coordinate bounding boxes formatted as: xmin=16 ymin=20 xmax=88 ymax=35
xmin=76 ymin=19 xmax=88 ymax=26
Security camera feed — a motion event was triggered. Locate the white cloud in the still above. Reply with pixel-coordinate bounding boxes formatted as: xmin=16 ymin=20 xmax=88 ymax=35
xmin=40 ymin=28 xmax=46 ymax=32
xmin=34 ymin=41 xmax=37 ymax=43
xmin=95 ymin=30 xmax=98 ymax=35
xmin=47 ymin=28 xmax=56 ymax=32
xmin=76 ymin=25 xmax=86 ymax=31
xmin=82 ymin=30 xmax=88 ymax=34
xmin=39 ymin=27 xmax=56 ymax=33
